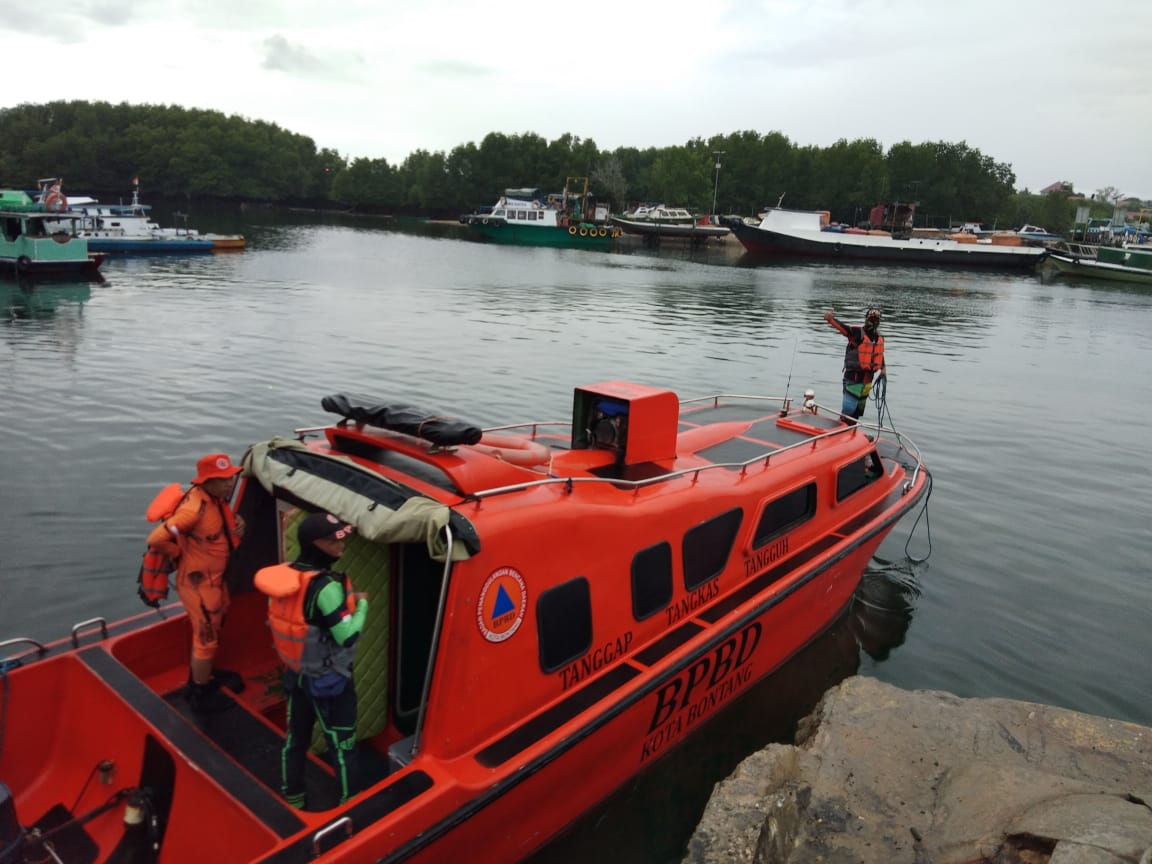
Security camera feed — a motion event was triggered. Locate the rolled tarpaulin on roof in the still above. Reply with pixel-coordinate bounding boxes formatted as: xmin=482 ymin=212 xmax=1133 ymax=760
xmin=320 ymin=395 xmax=483 ymax=447
xmin=241 ymin=436 xmax=475 ymax=561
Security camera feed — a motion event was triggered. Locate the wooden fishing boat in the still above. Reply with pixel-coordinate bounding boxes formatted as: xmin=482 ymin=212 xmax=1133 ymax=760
xmin=0 ymin=379 xmax=930 ymax=863
xmin=0 ymin=187 xmax=105 ymax=277
xmin=1043 ymin=242 xmax=1152 ymax=286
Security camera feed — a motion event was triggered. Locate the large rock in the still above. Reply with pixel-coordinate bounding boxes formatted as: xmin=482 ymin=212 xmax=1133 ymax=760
xmin=684 ymin=677 xmax=1152 ymax=864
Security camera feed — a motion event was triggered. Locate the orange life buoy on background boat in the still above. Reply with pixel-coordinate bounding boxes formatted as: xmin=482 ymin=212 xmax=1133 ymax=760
xmin=43 ymin=186 xmax=67 ymax=211
xmin=472 ymin=433 xmax=551 ymax=468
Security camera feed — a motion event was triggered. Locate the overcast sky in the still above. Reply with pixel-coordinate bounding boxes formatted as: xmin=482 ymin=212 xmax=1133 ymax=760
xmin=5 ymin=0 xmax=1150 ymax=201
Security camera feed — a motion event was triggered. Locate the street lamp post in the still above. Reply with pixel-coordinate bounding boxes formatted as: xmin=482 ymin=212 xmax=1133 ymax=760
xmin=711 ymin=151 xmax=725 ymax=217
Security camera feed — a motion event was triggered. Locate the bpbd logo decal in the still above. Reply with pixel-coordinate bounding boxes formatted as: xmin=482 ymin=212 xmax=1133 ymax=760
xmin=477 ymin=567 xmax=527 ymax=643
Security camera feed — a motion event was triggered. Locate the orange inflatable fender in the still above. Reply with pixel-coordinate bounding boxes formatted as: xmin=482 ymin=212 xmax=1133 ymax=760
xmin=145 ymin=482 xmax=185 ymax=522
xmin=473 ymin=433 xmax=551 ymax=467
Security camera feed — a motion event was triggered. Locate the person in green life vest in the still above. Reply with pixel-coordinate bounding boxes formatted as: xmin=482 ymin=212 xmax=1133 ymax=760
xmin=254 ymin=512 xmax=368 ymax=809
xmin=824 ymin=307 xmax=886 ymax=424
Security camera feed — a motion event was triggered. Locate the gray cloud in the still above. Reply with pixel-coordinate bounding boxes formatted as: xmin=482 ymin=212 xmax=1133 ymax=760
xmin=260 ymin=34 xmax=365 ymax=82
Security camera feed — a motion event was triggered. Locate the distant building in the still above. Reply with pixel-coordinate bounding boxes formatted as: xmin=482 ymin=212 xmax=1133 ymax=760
xmin=1039 ymin=181 xmax=1073 ymax=196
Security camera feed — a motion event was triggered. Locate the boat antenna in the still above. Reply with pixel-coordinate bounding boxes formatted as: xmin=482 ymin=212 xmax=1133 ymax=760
xmin=776 ymin=192 xmax=786 ymax=208
xmin=781 ymin=335 xmax=798 ymax=415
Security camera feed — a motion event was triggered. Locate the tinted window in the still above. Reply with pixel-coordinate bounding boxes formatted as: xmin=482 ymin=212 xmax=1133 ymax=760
xmin=836 ymin=451 xmax=883 ymax=501
xmin=537 ymin=577 xmax=592 ymax=673
xmin=753 ymin=483 xmax=816 ymax=548
xmin=632 ymin=542 xmax=673 ymax=621
xmin=682 ymin=508 xmax=743 ymax=591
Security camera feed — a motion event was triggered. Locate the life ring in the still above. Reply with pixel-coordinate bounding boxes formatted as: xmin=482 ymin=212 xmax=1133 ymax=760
xmin=16 ymin=255 xmax=31 ymax=272
xmin=579 ymin=227 xmax=588 ymax=237
xmin=482 ymin=218 xmax=489 ymax=225
xmin=473 ymin=433 xmax=551 ymax=468
xmin=43 ymin=189 xmax=67 ymax=211
xmin=568 ymin=226 xmax=577 ymax=235
xmin=598 ymin=227 xmax=607 ymax=237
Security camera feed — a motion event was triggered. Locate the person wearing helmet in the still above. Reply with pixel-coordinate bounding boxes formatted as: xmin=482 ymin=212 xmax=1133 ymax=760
xmin=146 ymin=453 xmax=246 ymax=713
xmin=824 ymin=307 xmax=886 ymax=423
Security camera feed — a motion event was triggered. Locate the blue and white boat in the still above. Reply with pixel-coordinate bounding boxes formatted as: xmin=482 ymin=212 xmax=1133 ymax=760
xmin=40 ymin=180 xmax=244 ymax=254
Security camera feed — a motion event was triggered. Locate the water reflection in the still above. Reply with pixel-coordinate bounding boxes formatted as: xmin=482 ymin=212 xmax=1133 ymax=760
xmin=528 ymin=564 xmax=922 ymax=864
xmin=0 ymin=278 xmax=94 ymax=321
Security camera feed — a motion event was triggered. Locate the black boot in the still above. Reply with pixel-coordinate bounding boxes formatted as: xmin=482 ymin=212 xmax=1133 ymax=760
xmin=187 ymin=679 xmax=234 ymax=714
xmin=212 ymin=667 xmax=246 ymax=694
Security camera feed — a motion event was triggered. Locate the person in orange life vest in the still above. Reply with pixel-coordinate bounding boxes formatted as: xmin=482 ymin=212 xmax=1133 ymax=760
xmin=824 ymin=306 xmax=886 ymax=423
xmin=146 ymin=453 xmax=246 ymax=713
xmin=255 ymin=513 xmax=368 ymax=809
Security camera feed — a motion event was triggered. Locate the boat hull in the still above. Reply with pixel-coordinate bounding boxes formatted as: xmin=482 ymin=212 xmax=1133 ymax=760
xmin=86 ymin=237 xmax=215 ymax=254
xmin=727 ymin=219 xmax=1046 ymax=269
xmin=1046 ymin=253 xmax=1152 ymax=285
xmin=0 ymin=253 xmax=104 ymax=277
xmin=611 ymin=217 xmax=730 ymax=241
xmin=464 ymin=221 xmax=618 ymax=247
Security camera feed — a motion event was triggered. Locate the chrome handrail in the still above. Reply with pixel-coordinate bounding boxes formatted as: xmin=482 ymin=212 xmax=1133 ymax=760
xmin=411 ymin=524 xmax=454 ymax=760
xmin=468 ymin=402 xmax=924 ymax=501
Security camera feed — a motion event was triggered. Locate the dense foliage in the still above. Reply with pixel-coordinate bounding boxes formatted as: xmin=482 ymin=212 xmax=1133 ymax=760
xmin=0 ymin=100 xmax=1130 ymax=230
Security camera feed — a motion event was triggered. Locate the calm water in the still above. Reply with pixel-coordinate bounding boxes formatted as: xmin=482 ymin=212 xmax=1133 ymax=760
xmin=3 ymin=214 xmax=1150 ymax=859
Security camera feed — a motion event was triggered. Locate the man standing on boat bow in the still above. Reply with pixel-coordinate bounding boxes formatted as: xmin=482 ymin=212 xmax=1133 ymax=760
xmin=255 ymin=512 xmax=368 ymax=809
xmin=146 ymin=453 xmax=246 ymax=713
xmin=824 ymin=307 xmax=886 ymax=423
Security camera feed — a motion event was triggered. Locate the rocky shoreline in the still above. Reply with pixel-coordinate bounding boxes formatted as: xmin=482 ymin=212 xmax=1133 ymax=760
xmin=684 ymin=677 xmax=1152 ymax=864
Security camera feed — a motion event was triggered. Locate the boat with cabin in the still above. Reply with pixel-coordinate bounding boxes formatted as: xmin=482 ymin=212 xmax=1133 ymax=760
xmin=1043 ymin=242 xmax=1152 ymax=285
xmin=460 ymin=177 xmax=621 ymax=247
xmin=1015 ymin=224 xmax=1063 ymax=244
xmin=39 ymin=179 xmax=245 ymax=254
xmin=0 ymin=377 xmax=930 ymax=863
xmin=611 ymin=204 xmax=730 ymax=242
xmin=725 ymin=205 xmax=1047 ymax=269
xmin=0 ymin=187 xmax=105 ymax=277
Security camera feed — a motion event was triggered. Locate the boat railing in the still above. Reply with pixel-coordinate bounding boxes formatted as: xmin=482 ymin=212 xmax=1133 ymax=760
xmin=481 ymin=421 xmax=570 ymax=436
xmin=1051 ymin=241 xmax=1099 ymax=260
xmin=294 ymin=395 xmax=925 ymax=503
xmin=467 ymin=395 xmax=926 ymax=502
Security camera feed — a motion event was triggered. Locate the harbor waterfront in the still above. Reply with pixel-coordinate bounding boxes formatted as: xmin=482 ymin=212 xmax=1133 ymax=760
xmin=2 ymin=212 xmax=1150 ymax=860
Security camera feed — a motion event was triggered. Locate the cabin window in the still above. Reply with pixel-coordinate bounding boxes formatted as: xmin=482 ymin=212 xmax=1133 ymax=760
xmin=493 ymin=209 xmax=505 ymax=218
xmin=753 ymin=483 xmax=816 ymax=548
xmin=537 ymin=577 xmax=592 ymax=673
xmin=682 ymin=508 xmax=743 ymax=591
xmin=516 ymin=210 xmax=527 ymax=220
xmin=836 ymin=451 xmax=884 ymax=501
xmin=631 ymin=542 xmax=673 ymax=621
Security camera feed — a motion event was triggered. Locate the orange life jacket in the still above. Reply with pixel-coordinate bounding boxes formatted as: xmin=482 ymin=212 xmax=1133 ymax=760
xmin=845 ymin=331 xmax=884 ymax=375
xmin=254 ymin=564 xmax=357 ymax=676
xmin=136 ymin=483 xmax=190 ymax=608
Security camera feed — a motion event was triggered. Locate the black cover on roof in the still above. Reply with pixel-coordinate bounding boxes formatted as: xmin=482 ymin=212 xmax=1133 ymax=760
xmin=321 ymin=394 xmax=483 ymax=446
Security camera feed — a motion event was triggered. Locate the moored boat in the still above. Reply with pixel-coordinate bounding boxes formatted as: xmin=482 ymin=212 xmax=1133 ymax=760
xmin=41 ymin=180 xmax=246 ymax=254
xmin=0 ymin=378 xmax=930 ymax=863
xmin=611 ymin=205 xmax=730 ymax=242
xmin=725 ymin=207 xmax=1048 ymax=269
xmin=1043 ymin=242 xmax=1152 ymax=285
xmin=0 ymin=187 xmax=105 ymax=277
xmin=460 ymin=176 xmax=621 ymax=248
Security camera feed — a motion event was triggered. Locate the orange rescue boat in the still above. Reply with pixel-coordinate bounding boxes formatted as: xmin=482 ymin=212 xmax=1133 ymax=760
xmin=0 ymin=379 xmax=930 ymax=863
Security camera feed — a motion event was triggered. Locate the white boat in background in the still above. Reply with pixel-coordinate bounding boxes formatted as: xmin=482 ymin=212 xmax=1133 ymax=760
xmin=615 ymin=204 xmax=696 ymax=225
xmin=1015 ymin=224 xmax=1063 ymax=244
xmin=724 ymin=208 xmax=1047 ymax=269
xmin=38 ymin=179 xmax=245 ymax=254
xmin=611 ymin=204 xmax=730 ymax=241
